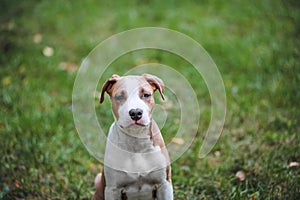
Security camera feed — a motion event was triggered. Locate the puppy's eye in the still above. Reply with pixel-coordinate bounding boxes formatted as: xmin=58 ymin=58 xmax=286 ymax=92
xmin=115 ymin=93 xmax=125 ymax=101
xmin=143 ymin=93 xmax=152 ymax=98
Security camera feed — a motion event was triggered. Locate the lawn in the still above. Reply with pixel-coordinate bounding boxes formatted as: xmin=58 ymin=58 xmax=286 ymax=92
xmin=1 ymin=0 xmax=299 ymax=199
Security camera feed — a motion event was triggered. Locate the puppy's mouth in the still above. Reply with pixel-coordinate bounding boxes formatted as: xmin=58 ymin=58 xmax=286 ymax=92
xmin=128 ymin=119 xmax=151 ymax=128
xmin=134 ymin=121 xmax=146 ymax=126
xmin=126 ymin=121 xmax=147 ymax=127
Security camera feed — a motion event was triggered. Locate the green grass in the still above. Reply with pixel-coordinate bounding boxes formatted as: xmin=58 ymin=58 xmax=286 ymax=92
xmin=1 ymin=0 xmax=299 ymax=199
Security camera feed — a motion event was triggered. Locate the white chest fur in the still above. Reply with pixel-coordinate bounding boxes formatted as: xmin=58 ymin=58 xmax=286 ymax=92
xmin=103 ymin=123 xmax=169 ymax=198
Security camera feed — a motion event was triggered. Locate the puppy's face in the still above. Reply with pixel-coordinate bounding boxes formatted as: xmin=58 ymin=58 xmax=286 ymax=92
xmin=100 ymin=74 xmax=165 ymax=131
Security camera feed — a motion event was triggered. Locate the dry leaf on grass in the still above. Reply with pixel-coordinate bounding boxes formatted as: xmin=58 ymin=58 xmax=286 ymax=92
xmin=33 ymin=33 xmax=42 ymax=44
xmin=171 ymin=137 xmax=185 ymax=145
xmin=43 ymin=46 xmax=54 ymax=57
xmin=288 ymin=161 xmax=299 ymax=167
xmin=2 ymin=76 xmax=11 ymax=86
xmin=236 ymin=170 xmax=246 ymax=181
xmin=214 ymin=150 xmax=221 ymax=157
xmin=59 ymin=62 xmax=78 ymax=74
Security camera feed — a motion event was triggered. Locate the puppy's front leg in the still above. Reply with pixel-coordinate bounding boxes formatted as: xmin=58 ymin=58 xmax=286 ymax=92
xmin=156 ymin=181 xmax=173 ymax=200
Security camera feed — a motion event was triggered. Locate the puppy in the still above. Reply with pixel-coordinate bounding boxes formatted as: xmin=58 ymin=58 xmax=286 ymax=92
xmin=94 ymin=74 xmax=173 ymax=200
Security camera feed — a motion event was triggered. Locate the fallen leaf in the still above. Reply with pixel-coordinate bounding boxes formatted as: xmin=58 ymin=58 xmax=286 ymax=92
xmin=89 ymin=163 xmax=97 ymax=170
xmin=33 ymin=33 xmax=42 ymax=44
xmin=171 ymin=137 xmax=185 ymax=145
xmin=43 ymin=46 xmax=54 ymax=57
xmin=250 ymin=193 xmax=257 ymax=200
xmin=289 ymin=161 xmax=299 ymax=167
xmin=14 ymin=180 xmax=21 ymax=188
xmin=214 ymin=150 xmax=221 ymax=157
xmin=236 ymin=170 xmax=245 ymax=181
xmin=59 ymin=62 xmax=78 ymax=74
xmin=2 ymin=76 xmax=11 ymax=86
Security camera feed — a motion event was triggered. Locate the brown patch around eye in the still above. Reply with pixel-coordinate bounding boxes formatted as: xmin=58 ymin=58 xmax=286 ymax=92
xmin=111 ymin=91 xmax=127 ymax=120
xmin=139 ymin=87 xmax=154 ymax=113
xmin=139 ymin=88 xmax=151 ymax=99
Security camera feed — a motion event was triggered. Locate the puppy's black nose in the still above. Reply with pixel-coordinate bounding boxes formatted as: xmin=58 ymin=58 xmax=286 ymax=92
xmin=129 ymin=108 xmax=143 ymax=121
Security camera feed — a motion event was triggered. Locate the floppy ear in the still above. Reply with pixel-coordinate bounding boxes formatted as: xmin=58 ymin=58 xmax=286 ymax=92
xmin=142 ymin=73 xmax=165 ymax=100
xmin=100 ymin=74 xmax=120 ymax=104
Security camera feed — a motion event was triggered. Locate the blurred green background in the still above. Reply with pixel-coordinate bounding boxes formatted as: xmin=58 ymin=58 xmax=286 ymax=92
xmin=1 ymin=0 xmax=299 ymax=199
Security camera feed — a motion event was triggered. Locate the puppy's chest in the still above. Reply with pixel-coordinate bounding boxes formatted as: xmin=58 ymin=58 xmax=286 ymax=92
xmin=105 ymin=130 xmax=168 ymax=187
xmin=105 ymin=167 xmax=166 ymax=187
xmin=115 ymin=137 xmax=155 ymax=153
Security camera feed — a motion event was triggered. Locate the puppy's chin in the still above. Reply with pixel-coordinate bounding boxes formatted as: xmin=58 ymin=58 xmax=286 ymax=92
xmin=117 ymin=120 xmax=150 ymax=137
xmin=120 ymin=121 xmax=150 ymax=129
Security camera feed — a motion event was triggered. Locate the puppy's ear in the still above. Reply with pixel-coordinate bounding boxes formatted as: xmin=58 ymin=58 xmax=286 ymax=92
xmin=100 ymin=74 xmax=120 ymax=104
xmin=143 ymin=73 xmax=165 ymax=100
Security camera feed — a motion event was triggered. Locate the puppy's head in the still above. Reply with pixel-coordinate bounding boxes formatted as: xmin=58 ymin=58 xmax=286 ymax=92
xmin=100 ymin=74 xmax=164 ymax=131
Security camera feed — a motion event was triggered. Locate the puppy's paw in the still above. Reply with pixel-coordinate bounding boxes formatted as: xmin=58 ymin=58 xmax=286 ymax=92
xmin=94 ymin=173 xmax=102 ymax=188
xmin=94 ymin=173 xmax=105 ymax=200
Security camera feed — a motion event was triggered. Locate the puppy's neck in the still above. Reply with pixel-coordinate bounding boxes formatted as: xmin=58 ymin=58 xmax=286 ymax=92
xmin=110 ymin=122 xmax=155 ymax=153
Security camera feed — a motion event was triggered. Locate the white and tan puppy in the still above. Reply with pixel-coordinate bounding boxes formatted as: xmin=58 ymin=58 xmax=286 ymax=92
xmin=94 ymin=74 xmax=173 ymax=200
